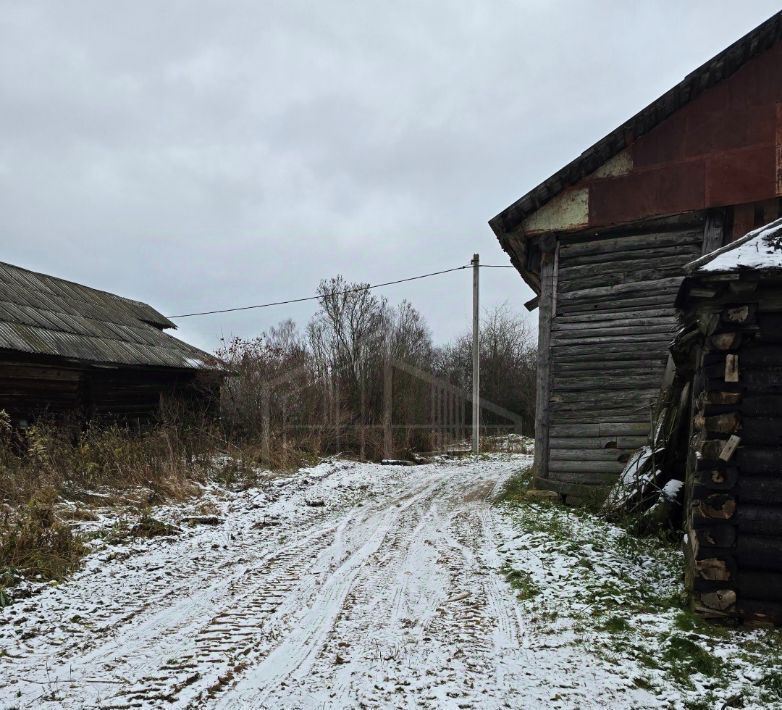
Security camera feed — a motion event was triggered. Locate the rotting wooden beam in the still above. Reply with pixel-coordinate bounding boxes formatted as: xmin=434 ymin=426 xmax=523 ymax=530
xmin=702 ymin=211 xmax=725 ymax=255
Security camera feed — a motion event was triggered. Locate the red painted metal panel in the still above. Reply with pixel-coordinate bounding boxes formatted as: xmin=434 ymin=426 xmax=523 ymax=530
xmin=588 ymin=161 xmax=706 ymax=226
xmin=631 ymin=112 xmax=687 ymax=168
xmin=707 ymin=145 xmax=776 ymax=207
xmin=684 ymin=104 xmax=775 ymax=158
xmin=631 ymin=46 xmax=781 ymax=171
xmin=776 ymin=103 xmax=782 ymax=196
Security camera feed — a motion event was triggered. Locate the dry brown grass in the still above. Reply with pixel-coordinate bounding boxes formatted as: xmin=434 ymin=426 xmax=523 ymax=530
xmin=0 ymin=408 xmax=329 ymax=585
xmin=0 ymin=489 xmax=85 ymax=582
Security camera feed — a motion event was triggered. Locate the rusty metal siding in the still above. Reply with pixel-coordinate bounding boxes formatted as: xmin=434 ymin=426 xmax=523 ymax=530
xmin=490 ymin=12 xmax=782 ymax=243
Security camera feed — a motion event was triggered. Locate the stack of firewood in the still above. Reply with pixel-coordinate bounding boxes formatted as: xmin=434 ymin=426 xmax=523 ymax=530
xmin=678 ymin=262 xmax=782 ymax=624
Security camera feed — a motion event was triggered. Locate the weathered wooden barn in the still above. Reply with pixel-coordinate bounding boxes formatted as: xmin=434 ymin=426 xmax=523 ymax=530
xmin=0 ymin=261 xmax=222 ymax=424
xmin=489 ymin=11 xmax=782 ymax=503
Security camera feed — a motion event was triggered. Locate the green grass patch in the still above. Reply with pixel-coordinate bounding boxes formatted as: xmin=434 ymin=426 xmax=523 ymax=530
xmin=495 ymin=466 xmax=534 ymax=504
xmin=759 ymin=669 xmax=782 ymax=701
xmin=502 ymin=565 xmax=540 ymax=601
xmin=600 ymin=615 xmax=631 ymax=633
xmin=661 ymin=635 xmax=724 ymax=688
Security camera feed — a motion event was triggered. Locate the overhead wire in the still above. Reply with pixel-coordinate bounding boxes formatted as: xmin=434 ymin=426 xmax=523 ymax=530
xmin=168 ymin=262 xmax=516 ymax=318
xmin=170 ymin=264 xmax=474 ymax=318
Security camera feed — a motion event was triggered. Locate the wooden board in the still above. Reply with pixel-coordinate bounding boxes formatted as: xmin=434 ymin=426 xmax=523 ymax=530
xmin=539 ymin=220 xmax=707 ymax=496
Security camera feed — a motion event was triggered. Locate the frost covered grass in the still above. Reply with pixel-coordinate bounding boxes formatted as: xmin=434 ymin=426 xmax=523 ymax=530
xmin=0 ymin=492 xmax=85 ymax=586
xmin=494 ymin=467 xmax=782 ymax=708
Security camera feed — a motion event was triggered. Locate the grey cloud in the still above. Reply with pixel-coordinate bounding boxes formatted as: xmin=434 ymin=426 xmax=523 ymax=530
xmin=1 ymin=0 xmax=780 ymax=352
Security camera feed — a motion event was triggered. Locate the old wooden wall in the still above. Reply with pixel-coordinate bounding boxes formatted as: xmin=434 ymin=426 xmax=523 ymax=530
xmin=681 ymin=269 xmax=782 ymax=623
xmin=0 ymin=360 xmax=81 ymax=419
xmin=538 ymin=215 xmax=706 ymax=501
xmin=0 ymin=355 xmax=214 ymax=423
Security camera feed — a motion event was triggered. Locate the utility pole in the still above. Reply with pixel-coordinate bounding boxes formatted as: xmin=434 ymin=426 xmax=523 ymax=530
xmin=383 ymin=341 xmax=393 ymax=460
xmin=471 ymin=253 xmax=480 ymax=454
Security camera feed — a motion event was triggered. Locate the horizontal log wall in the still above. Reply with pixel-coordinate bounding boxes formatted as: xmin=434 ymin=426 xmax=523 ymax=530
xmin=683 ymin=271 xmax=782 ymax=625
xmin=540 ymin=216 xmax=705 ymax=500
xmin=0 ymin=356 xmax=211 ymax=423
xmin=0 ymin=360 xmax=81 ymax=418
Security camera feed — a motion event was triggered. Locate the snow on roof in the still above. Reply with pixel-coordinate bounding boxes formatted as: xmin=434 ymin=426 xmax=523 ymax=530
xmin=684 ymin=217 xmax=782 ymax=275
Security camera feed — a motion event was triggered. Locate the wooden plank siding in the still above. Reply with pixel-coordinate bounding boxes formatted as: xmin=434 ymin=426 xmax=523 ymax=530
xmin=537 ymin=215 xmax=706 ymax=500
xmin=0 ymin=355 xmax=219 ymax=424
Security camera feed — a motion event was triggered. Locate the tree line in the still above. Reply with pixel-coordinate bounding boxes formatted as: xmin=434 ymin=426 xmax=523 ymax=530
xmin=217 ymin=276 xmax=536 ymax=459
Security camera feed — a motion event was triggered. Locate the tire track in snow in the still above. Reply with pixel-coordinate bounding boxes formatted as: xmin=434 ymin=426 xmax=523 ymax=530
xmin=0 ymin=457 xmax=529 ymax=709
xmin=226 ymin=460 xmax=528 ymax=709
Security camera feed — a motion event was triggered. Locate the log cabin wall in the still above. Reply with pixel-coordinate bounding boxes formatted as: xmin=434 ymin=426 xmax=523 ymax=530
xmin=679 ymin=263 xmax=782 ymax=624
xmin=0 ymin=359 xmax=81 ymax=421
xmin=491 ymin=14 xmax=782 ymax=505
xmin=86 ymin=367 xmax=210 ymax=420
xmin=0 ymin=259 xmax=223 ymax=425
xmin=538 ymin=215 xmax=707 ymax=502
xmin=0 ymin=355 xmax=215 ymax=425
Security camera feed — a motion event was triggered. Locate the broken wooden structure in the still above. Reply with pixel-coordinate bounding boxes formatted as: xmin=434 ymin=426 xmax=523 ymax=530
xmin=0 ymin=261 xmax=222 ymax=424
xmin=489 ymin=11 xmax=782 ymax=503
xmin=676 ymin=218 xmax=782 ymax=624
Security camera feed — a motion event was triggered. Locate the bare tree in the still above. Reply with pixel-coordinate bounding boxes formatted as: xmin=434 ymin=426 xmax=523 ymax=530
xmin=216 ymin=280 xmax=530 ymax=460
xmin=435 ymin=303 xmax=536 ymax=429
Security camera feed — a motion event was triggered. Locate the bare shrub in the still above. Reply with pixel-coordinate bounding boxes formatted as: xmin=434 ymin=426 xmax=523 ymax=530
xmin=219 ymin=276 xmax=438 ymax=461
xmin=0 ymin=489 xmax=85 ymax=581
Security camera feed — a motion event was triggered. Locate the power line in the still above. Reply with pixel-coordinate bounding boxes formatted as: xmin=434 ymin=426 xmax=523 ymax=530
xmin=169 ymin=264 xmax=472 ymax=318
xmin=168 ymin=261 xmax=517 ymax=319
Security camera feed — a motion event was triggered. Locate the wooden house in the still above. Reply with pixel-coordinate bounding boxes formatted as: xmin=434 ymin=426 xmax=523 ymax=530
xmin=676 ymin=218 xmax=782 ymax=624
xmin=489 ymin=11 xmax=782 ymax=503
xmin=0 ymin=261 xmax=222 ymax=424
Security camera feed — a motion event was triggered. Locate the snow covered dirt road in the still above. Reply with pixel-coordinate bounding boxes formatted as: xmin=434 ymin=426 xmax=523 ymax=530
xmin=7 ymin=455 xmax=772 ymax=709
xmin=1 ymin=456 xmax=539 ymax=709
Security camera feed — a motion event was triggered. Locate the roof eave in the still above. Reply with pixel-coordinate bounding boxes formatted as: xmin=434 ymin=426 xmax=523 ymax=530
xmin=489 ymin=216 xmax=542 ymax=296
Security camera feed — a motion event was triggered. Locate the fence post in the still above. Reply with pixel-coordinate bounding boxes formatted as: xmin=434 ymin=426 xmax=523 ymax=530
xmin=439 ymin=385 xmax=445 ymax=451
xmin=359 ymin=370 xmax=366 ymax=461
xmin=429 ymin=379 xmax=437 ymax=451
xmin=448 ymin=387 xmax=455 ymax=447
xmin=472 ymin=253 xmax=480 ymax=454
xmin=334 ymin=375 xmax=340 ymax=452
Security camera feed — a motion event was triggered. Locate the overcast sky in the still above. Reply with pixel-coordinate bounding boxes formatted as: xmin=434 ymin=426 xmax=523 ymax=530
xmin=1 ymin=1 xmax=779 ymax=352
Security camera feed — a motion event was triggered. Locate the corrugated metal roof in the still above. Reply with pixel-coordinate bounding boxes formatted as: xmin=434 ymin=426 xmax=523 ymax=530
xmin=0 ymin=261 xmax=219 ymax=370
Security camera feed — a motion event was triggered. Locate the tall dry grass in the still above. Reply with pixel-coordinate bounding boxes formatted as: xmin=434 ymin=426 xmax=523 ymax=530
xmin=0 ymin=404 xmax=326 ymax=586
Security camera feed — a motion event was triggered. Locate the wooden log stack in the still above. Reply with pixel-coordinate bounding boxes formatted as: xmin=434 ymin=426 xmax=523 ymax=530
xmin=677 ymin=218 xmax=782 ymax=625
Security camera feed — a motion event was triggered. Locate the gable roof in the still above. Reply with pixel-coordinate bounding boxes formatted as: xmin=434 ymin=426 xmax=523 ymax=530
xmin=489 ymin=10 xmax=782 ymax=241
xmin=0 ymin=261 xmax=219 ymax=370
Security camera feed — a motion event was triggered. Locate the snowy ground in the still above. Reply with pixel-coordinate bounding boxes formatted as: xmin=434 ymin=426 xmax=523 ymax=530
xmin=1 ymin=455 xmax=780 ymax=709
